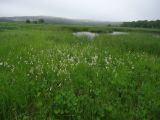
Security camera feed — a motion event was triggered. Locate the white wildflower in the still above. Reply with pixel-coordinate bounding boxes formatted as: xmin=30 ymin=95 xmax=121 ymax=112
xmin=105 ymin=57 xmax=109 ymax=65
xmin=24 ymin=60 xmax=28 ymax=64
xmin=131 ymin=66 xmax=135 ymax=70
xmin=0 ymin=62 xmax=3 ymax=66
xmin=29 ymin=67 xmax=34 ymax=74
xmin=91 ymin=55 xmax=98 ymax=65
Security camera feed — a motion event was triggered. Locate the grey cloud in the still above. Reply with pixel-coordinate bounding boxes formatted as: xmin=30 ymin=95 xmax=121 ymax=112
xmin=0 ymin=0 xmax=160 ymax=21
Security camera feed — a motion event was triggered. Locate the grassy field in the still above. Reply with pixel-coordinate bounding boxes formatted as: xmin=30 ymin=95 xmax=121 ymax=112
xmin=0 ymin=22 xmax=160 ymax=120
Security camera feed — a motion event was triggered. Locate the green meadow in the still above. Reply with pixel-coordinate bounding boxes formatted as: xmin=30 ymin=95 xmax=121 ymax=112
xmin=0 ymin=22 xmax=160 ymax=120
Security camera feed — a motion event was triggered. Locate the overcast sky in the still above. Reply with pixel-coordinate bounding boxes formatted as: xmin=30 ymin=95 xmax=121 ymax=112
xmin=0 ymin=0 xmax=160 ymax=21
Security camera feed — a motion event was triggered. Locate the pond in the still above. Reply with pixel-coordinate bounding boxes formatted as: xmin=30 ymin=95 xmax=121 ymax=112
xmin=73 ymin=32 xmax=98 ymax=39
xmin=109 ymin=32 xmax=128 ymax=35
xmin=73 ymin=31 xmax=128 ymax=39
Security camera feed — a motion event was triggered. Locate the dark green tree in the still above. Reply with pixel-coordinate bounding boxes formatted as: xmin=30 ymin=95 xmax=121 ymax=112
xmin=38 ymin=19 xmax=45 ymax=23
xmin=121 ymin=20 xmax=160 ymax=29
xmin=26 ymin=19 xmax=30 ymax=23
xmin=33 ymin=21 xmax=38 ymax=24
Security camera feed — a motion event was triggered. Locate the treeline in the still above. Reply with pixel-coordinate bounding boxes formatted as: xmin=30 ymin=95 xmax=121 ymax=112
xmin=121 ymin=20 xmax=160 ymax=29
xmin=26 ymin=19 xmax=45 ymax=24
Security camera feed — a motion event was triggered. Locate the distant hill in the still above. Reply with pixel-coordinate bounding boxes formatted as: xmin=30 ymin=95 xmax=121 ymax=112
xmin=0 ymin=16 xmax=121 ymax=25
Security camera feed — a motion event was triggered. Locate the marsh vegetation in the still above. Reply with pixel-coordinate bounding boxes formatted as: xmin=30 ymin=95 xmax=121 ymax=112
xmin=0 ymin=22 xmax=160 ymax=120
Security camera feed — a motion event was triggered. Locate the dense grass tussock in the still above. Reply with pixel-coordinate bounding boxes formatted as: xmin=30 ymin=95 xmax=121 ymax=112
xmin=0 ymin=23 xmax=160 ymax=120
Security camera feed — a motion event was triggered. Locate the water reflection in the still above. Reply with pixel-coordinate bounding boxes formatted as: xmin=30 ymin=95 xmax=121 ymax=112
xmin=109 ymin=32 xmax=128 ymax=35
xmin=73 ymin=32 xmax=98 ymax=39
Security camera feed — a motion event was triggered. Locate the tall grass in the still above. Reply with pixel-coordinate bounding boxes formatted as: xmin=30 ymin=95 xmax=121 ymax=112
xmin=0 ymin=22 xmax=160 ymax=120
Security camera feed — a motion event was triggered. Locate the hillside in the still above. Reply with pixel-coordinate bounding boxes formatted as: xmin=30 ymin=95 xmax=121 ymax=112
xmin=0 ymin=16 xmax=121 ymax=25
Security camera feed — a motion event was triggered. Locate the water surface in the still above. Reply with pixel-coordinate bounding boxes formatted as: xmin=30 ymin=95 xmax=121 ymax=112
xmin=73 ymin=32 xmax=98 ymax=39
xmin=109 ymin=32 xmax=128 ymax=35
